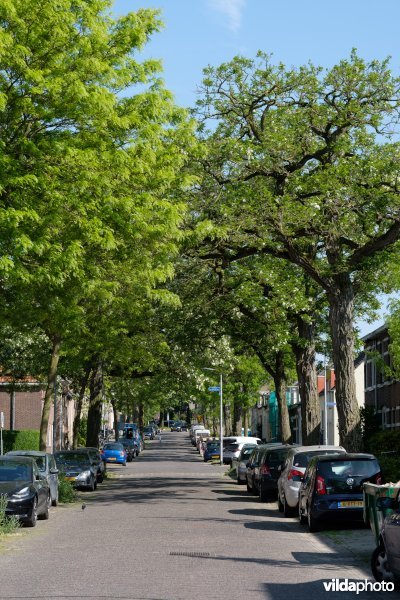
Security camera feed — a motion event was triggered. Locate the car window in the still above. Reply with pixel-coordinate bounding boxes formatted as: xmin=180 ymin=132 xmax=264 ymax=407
xmin=0 ymin=461 xmax=31 ymax=481
xmin=241 ymin=447 xmax=256 ymax=459
xmin=317 ymin=459 xmax=380 ymax=493
xmin=292 ymin=450 xmax=343 ymax=469
xmin=265 ymin=449 xmax=290 ymax=465
xmin=55 ymin=452 xmax=90 ymax=464
xmin=104 ymin=443 xmax=123 ymax=450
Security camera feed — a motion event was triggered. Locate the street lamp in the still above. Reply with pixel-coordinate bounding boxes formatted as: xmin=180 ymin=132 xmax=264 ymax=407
xmin=204 ymin=368 xmax=223 ymax=466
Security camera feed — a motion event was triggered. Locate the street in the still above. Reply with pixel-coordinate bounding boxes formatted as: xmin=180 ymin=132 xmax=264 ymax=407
xmin=0 ymin=432 xmax=395 ymax=600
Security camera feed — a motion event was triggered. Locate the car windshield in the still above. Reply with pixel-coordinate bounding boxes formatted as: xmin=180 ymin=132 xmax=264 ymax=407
xmin=104 ymin=443 xmax=123 ymax=450
xmin=317 ymin=459 xmax=380 ymax=493
xmin=0 ymin=462 xmax=31 ymax=481
xmin=265 ymin=449 xmax=291 ymax=465
xmin=55 ymin=453 xmax=90 ymax=465
xmin=241 ymin=447 xmax=256 ymax=459
xmin=293 ymin=450 xmax=343 ymax=469
xmin=226 ymin=443 xmax=240 ymax=451
xmin=207 ymin=442 xmax=219 ymax=448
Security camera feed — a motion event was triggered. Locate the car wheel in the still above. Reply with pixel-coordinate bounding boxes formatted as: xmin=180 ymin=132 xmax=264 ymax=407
xmin=371 ymin=544 xmax=395 ymax=582
xmin=307 ymin=506 xmax=320 ymax=532
xmin=283 ymin=495 xmax=296 ymax=517
xmin=298 ymin=503 xmax=307 ymax=524
xmin=89 ymin=477 xmax=96 ymax=492
xmin=39 ymin=495 xmax=50 ymax=520
xmin=277 ymin=494 xmax=284 ymax=512
xmin=97 ymin=473 xmax=104 ymax=483
xmin=237 ymin=477 xmax=245 ymax=485
xmin=25 ymin=497 xmax=38 ymax=527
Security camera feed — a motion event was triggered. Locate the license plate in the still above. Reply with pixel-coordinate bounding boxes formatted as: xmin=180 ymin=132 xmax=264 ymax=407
xmin=108 ymin=457 xmax=116 ymax=461
xmin=65 ymin=476 xmax=75 ymax=481
xmin=338 ymin=500 xmax=363 ymax=508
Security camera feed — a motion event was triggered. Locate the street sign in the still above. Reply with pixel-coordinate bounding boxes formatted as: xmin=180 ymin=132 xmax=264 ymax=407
xmin=327 ymin=402 xmax=336 ymax=407
xmin=208 ymin=386 xmax=220 ymax=392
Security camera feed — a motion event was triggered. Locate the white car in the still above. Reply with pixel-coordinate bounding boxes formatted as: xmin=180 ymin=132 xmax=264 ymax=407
xmin=277 ymin=445 xmax=346 ymax=516
xmin=222 ymin=436 xmax=261 ymax=465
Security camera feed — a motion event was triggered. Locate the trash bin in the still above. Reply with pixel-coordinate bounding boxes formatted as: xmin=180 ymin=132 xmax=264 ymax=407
xmin=363 ymin=482 xmax=400 ymax=544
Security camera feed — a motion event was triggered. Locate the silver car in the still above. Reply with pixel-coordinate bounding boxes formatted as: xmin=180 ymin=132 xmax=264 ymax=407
xmin=277 ymin=445 xmax=346 ymax=516
xmin=6 ymin=450 xmax=59 ymax=506
xmin=232 ymin=444 xmax=257 ymax=484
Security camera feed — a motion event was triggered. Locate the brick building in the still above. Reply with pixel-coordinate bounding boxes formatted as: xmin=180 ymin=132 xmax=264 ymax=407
xmin=363 ymin=324 xmax=400 ymax=429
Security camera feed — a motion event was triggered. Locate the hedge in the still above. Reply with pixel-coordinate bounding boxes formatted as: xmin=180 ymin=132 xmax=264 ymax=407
xmin=367 ymin=429 xmax=400 ymax=483
xmin=1 ymin=430 xmax=40 ymax=454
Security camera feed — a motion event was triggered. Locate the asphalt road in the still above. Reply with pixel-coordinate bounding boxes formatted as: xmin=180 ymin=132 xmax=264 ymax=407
xmin=0 ymin=432 xmax=397 ymax=600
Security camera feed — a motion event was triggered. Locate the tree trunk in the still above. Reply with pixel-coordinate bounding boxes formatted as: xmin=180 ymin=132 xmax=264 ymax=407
xmin=293 ymin=316 xmax=321 ymax=445
xmin=328 ymin=277 xmax=361 ymax=451
xmin=224 ymin=402 xmax=232 ymax=436
xmin=243 ymin=409 xmax=249 ymax=437
xmin=72 ymin=363 xmax=92 ymax=449
xmin=39 ymin=335 xmax=61 ymax=452
xmin=232 ymin=395 xmax=243 ymax=435
xmin=273 ymin=351 xmax=292 ymax=444
xmin=111 ymin=397 xmax=119 ymax=441
xmin=138 ymin=402 xmax=144 ymax=432
xmin=86 ymin=360 xmax=103 ymax=448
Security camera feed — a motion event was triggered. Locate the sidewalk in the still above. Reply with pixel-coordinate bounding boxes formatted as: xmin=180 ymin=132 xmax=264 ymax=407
xmin=317 ymin=525 xmax=375 ymax=575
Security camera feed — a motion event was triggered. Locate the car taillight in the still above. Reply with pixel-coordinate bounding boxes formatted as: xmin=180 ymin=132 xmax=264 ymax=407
xmin=120 ymin=452 xmax=125 ymax=457
xmin=375 ymin=473 xmax=382 ymax=485
xmin=316 ymin=475 xmax=326 ymax=495
xmin=260 ymin=464 xmax=271 ymax=475
xmin=288 ymin=468 xmax=303 ymax=480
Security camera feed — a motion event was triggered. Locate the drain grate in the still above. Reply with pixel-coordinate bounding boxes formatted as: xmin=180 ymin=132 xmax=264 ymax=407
xmin=170 ymin=551 xmax=211 ymax=557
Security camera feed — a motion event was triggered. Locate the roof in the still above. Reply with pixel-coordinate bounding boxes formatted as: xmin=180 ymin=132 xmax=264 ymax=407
xmin=361 ymin=323 xmax=388 ymax=342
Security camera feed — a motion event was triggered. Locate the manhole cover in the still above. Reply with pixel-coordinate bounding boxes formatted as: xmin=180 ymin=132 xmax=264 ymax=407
xmin=170 ymin=551 xmax=211 ymax=557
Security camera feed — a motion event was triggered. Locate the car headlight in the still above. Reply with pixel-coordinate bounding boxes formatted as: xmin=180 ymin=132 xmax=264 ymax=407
xmin=10 ymin=487 xmax=31 ymax=500
xmin=76 ymin=470 xmax=92 ymax=481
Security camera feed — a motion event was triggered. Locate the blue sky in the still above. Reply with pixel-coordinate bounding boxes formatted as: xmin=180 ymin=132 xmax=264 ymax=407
xmin=114 ymin=0 xmax=400 ymax=109
xmin=112 ymin=0 xmax=400 ymax=335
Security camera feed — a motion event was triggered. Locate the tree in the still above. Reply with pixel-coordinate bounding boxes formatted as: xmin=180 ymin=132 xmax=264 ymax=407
xmin=0 ymin=1 xmax=195 ymax=449
xmin=194 ymin=51 xmax=400 ymax=450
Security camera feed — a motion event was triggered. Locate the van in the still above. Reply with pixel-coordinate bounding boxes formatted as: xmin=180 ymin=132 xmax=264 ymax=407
xmin=222 ymin=436 xmax=262 ymax=464
xmin=193 ymin=429 xmax=211 ymax=447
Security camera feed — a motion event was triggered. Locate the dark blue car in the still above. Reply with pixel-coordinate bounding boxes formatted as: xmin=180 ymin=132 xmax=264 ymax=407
xmin=203 ymin=441 xmax=220 ymax=462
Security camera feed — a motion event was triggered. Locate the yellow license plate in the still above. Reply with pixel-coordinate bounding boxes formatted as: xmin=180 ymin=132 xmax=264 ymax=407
xmin=65 ymin=476 xmax=75 ymax=481
xmin=338 ymin=501 xmax=363 ymax=508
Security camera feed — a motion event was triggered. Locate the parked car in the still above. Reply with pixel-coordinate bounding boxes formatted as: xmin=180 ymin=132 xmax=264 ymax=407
xmin=101 ymin=442 xmax=127 ymax=466
xmin=298 ymin=453 xmax=382 ymax=532
xmin=231 ymin=444 xmax=257 ymax=484
xmin=371 ymin=492 xmax=400 ymax=584
xmin=222 ymin=436 xmax=262 ymax=464
xmin=246 ymin=443 xmax=291 ymax=495
xmin=75 ymin=448 xmax=106 ymax=483
xmin=119 ymin=438 xmax=136 ymax=461
xmin=203 ymin=440 xmax=220 ymax=462
xmin=6 ymin=450 xmax=59 ymax=506
xmin=194 ymin=429 xmax=211 ymax=447
xmin=0 ymin=456 xmax=50 ymax=526
xmin=143 ymin=426 xmax=155 ymax=440
xmin=54 ymin=450 xmax=98 ymax=490
xmin=189 ymin=425 xmax=205 ymax=443
xmin=257 ymin=444 xmax=297 ymax=501
xmin=277 ymin=445 xmax=346 ymax=516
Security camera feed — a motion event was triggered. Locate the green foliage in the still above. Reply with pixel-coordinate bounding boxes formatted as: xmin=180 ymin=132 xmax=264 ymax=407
xmin=368 ymin=429 xmax=400 ymax=483
xmin=360 ymin=406 xmax=380 ymax=452
xmin=2 ymin=429 xmax=39 ymax=453
xmin=57 ymin=474 xmax=78 ymax=503
xmin=77 ymin=418 xmax=87 ymax=447
xmin=0 ymin=495 xmax=20 ymax=535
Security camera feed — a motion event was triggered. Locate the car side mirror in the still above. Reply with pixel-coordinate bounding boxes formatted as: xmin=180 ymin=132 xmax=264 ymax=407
xmin=50 ymin=468 xmax=59 ymax=475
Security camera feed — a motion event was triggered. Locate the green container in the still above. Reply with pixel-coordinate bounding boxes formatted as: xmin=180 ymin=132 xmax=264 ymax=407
xmin=363 ymin=482 xmax=400 ymax=544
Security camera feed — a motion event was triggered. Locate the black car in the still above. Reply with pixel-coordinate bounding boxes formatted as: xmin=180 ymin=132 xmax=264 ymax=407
xmin=54 ymin=451 xmax=98 ymax=491
xmin=0 ymin=456 xmax=50 ymax=527
xmin=298 ymin=453 xmax=382 ymax=532
xmin=258 ymin=445 xmax=296 ymax=502
xmin=120 ymin=438 xmax=136 ymax=461
xmin=246 ymin=443 xmax=293 ymax=497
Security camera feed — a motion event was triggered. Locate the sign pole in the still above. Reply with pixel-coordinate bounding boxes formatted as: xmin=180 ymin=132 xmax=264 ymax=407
xmin=0 ymin=411 xmax=4 ymax=455
xmin=219 ymin=373 xmax=223 ymax=466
